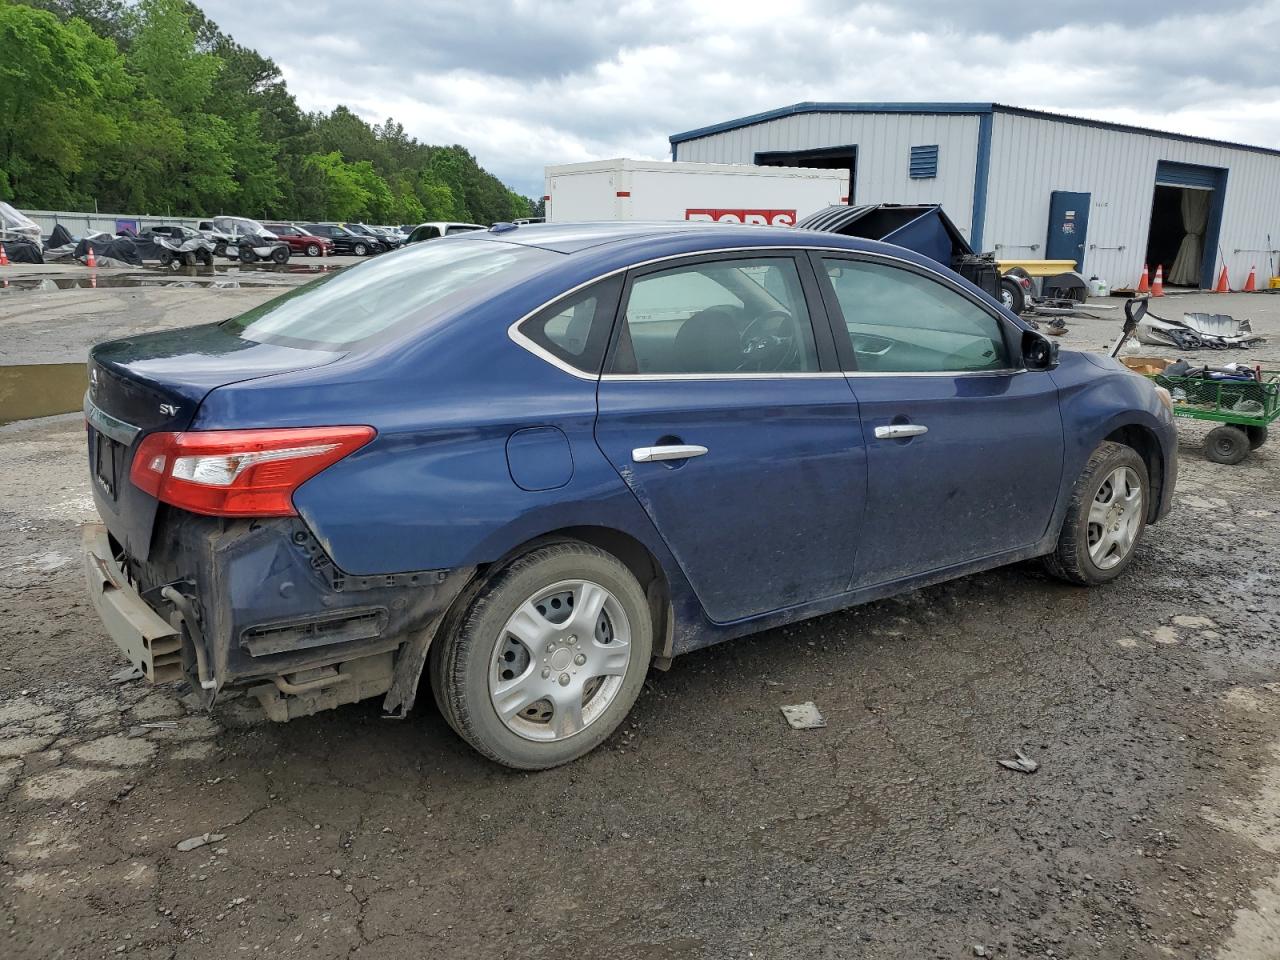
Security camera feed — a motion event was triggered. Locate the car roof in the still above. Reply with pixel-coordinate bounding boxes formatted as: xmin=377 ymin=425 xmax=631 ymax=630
xmin=462 ymin=220 xmax=877 ymax=255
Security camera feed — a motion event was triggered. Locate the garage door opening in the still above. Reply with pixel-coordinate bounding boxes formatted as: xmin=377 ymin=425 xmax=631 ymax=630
xmin=755 ymin=146 xmax=855 ymax=204
xmin=1145 ymin=161 xmax=1227 ymax=290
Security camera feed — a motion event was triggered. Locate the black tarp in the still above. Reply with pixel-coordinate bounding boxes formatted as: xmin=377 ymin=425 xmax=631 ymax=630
xmin=74 ymin=235 xmax=143 ymax=265
xmin=48 ymin=224 xmax=73 ymax=248
xmin=3 ymin=239 xmax=43 ymax=263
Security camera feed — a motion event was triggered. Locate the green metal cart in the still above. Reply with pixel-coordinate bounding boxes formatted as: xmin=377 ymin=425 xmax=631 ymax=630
xmin=1149 ymin=365 xmax=1277 ymax=464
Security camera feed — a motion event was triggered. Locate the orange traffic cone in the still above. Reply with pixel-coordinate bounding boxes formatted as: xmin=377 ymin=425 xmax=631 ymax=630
xmin=1244 ymin=264 xmax=1257 ymax=292
xmin=1137 ymin=263 xmax=1150 ymax=294
xmin=1151 ymin=264 xmax=1164 ymax=297
xmin=1215 ymin=265 xmax=1230 ymax=293
xmin=0 ymin=243 xmax=8 ymax=267
xmin=85 ymin=245 xmax=96 ymax=268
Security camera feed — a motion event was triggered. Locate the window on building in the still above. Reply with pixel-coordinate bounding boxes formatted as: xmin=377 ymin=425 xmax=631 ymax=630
xmin=909 ymin=145 xmax=939 ymax=179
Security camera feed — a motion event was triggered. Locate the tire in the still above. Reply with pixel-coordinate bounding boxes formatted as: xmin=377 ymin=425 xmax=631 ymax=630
xmin=197 ymin=249 xmax=213 ymax=266
xmin=239 ymin=248 xmax=257 ymax=264
xmin=353 ymin=242 xmax=368 ymax=257
xmin=271 ymin=246 xmax=289 ymax=264
xmin=305 ymin=242 xmax=321 ymax=258
xmin=1205 ymin=425 xmax=1251 ymax=464
xmin=430 ymin=541 xmax=653 ymax=770
xmin=1044 ymin=441 xmax=1149 ymax=586
xmin=158 ymin=250 xmax=175 ymax=268
xmin=1000 ymin=277 xmax=1026 ymax=315
xmin=1245 ymin=425 xmax=1268 ymax=450
xmin=213 ymin=242 xmax=227 ymax=258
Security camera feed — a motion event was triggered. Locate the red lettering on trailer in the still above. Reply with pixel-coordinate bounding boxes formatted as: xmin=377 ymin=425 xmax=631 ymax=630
xmin=616 ymin=191 xmax=631 ymax=197
xmin=685 ymin=209 xmax=797 ymax=227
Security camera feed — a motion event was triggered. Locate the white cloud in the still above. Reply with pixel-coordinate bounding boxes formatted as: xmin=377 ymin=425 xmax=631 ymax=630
xmin=200 ymin=0 xmax=1280 ymax=197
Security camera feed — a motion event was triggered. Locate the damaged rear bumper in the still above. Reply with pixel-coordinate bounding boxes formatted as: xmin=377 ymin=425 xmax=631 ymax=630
xmin=82 ymin=515 xmax=474 ymax=721
xmin=83 ymin=523 xmax=184 ymax=683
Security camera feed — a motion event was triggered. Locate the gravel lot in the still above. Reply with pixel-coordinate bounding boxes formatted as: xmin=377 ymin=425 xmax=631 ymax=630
xmin=2 ymin=269 xmax=1280 ymax=959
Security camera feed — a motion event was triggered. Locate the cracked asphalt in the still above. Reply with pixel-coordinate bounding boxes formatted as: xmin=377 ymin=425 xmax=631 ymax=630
xmin=2 ymin=275 xmax=1280 ymax=959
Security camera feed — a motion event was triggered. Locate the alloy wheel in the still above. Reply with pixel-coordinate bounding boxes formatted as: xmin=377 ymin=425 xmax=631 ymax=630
xmin=1087 ymin=466 xmax=1143 ymax=570
xmin=489 ymin=579 xmax=631 ymax=742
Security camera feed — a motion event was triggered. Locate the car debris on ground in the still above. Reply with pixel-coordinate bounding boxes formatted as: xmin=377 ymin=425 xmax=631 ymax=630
xmin=780 ymin=702 xmax=826 ymax=729
xmin=997 ymin=750 xmax=1040 ymax=774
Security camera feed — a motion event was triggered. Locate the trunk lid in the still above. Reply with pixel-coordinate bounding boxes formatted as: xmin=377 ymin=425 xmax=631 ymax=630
xmin=87 ymin=323 xmax=340 ymax=560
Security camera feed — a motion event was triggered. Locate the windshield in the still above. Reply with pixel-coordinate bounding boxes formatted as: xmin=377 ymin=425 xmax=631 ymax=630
xmin=222 ymin=239 xmax=556 ymax=349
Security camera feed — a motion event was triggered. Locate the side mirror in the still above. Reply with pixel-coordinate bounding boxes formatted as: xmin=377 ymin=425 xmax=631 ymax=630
xmin=1022 ymin=329 xmax=1059 ymax=370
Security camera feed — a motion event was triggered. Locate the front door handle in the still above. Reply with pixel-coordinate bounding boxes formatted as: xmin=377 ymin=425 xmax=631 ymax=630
xmin=632 ymin=444 xmax=708 ymax=463
xmin=874 ymin=424 xmax=928 ymax=440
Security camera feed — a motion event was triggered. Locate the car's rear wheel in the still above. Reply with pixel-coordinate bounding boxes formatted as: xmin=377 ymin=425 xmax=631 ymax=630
xmin=239 ymin=248 xmax=257 ymax=264
xmin=430 ymin=542 xmax=652 ymax=769
xmin=305 ymin=242 xmax=321 ymax=257
xmin=271 ymin=246 xmax=289 ymax=264
xmin=353 ymin=242 xmax=368 ymax=257
xmin=1044 ymin=441 xmax=1149 ymax=586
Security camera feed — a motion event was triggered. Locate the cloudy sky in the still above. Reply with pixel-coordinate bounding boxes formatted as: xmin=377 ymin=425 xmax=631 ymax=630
xmin=201 ymin=0 xmax=1280 ymax=198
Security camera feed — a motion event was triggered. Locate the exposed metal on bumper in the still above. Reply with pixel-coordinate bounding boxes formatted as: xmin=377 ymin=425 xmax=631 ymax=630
xmin=82 ymin=523 xmax=183 ymax=683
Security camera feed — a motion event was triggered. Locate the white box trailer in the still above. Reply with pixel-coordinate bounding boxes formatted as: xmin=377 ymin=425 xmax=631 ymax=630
xmin=544 ymin=158 xmax=849 ymax=226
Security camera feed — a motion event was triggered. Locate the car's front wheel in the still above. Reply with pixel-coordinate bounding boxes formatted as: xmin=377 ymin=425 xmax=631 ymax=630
xmin=431 ymin=542 xmax=653 ymax=769
xmin=1044 ymin=441 xmax=1149 ymax=585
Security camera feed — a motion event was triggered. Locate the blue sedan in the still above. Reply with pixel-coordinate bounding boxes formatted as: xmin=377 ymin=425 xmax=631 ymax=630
xmin=83 ymin=222 xmax=1176 ymax=768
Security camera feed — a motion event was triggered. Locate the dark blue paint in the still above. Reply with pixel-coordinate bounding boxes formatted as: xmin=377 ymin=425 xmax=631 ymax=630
xmin=971 ymin=111 xmax=993 ymax=251
xmin=594 ymin=377 xmax=865 ymax=622
xmin=506 ymin=426 xmax=574 ymax=491
xmin=89 ymin=222 xmax=1177 ymax=661
xmin=1046 ymin=191 xmax=1091 ymax=271
xmin=849 ymin=371 xmax=1063 ymax=586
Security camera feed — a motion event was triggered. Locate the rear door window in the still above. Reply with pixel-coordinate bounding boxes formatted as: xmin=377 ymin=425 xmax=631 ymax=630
xmin=820 ymin=257 xmax=1010 ymax=373
xmin=610 ymin=256 xmax=819 ymax=375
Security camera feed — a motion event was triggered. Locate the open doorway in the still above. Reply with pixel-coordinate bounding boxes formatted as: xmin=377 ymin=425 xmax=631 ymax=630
xmin=754 ymin=145 xmax=855 ymax=204
xmin=1145 ymin=161 xmax=1227 ymax=290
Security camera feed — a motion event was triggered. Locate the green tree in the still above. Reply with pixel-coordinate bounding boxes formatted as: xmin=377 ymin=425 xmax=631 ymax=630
xmin=302 ymin=151 xmax=369 ymax=221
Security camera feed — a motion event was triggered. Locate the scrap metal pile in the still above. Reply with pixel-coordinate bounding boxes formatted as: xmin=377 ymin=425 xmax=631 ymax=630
xmin=1135 ymin=310 xmax=1265 ymax=350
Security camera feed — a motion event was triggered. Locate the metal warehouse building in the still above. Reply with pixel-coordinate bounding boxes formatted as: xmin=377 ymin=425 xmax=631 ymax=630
xmin=669 ymin=102 xmax=1280 ymax=290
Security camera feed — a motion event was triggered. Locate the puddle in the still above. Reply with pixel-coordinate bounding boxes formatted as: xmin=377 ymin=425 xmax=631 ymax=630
xmin=0 ymin=263 xmax=341 ymax=294
xmin=0 ymin=363 xmax=87 ymax=424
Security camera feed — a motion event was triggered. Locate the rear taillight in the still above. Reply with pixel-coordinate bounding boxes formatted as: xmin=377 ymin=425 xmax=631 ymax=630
xmin=130 ymin=426 xmax=375 ymax=517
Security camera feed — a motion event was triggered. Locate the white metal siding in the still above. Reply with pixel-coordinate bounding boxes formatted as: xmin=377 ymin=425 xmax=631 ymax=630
xmin=676 ymin=113 xmax=982 ymax=239
xmin=985 ymin=113 xmax=1280 ymax=287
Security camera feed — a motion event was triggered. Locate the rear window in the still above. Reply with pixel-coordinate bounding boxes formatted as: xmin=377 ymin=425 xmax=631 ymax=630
xmin=222 ymin=239 xmax=555 ymax=350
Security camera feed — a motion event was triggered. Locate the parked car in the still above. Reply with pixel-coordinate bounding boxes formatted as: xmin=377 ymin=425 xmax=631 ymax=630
xmin=196 ymin=217 xmax=290 ymax=264
xmin=371 ymin=226 xmax=406 ymax=248
xmin=404 ymin=221 xmax=485 ymax=244
xmin=341 ymin=223 xmax=391 ymax=253
xmin=263 ymin=223 xmax=334 ymax=258
xmin=83 ymin=222 xmax=1176 ymax=770
xmin=302 ymin=223 xmax=380 ymax=256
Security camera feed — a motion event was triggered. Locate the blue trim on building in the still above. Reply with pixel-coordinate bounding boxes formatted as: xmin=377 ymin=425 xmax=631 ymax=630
xmin=668 ymin=102 xmax=994 ymax=145
xmin=970 ymin=112 xmax=993 ymax=251
xmin=668 ymin=101 xmax=1280 ymax=159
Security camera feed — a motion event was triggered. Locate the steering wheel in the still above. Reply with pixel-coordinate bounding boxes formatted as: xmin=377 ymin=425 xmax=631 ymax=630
xmin=738 ymin=310 xmax=799 ymax=372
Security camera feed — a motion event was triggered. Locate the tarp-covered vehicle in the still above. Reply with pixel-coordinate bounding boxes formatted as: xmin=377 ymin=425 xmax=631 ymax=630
xmin=0 ymin=201 xmax=44 ymax=263
xmin=139 ymin=226 xmax=216 ymax=269
xmin=198 ymin=217 xmax=290 ymax=264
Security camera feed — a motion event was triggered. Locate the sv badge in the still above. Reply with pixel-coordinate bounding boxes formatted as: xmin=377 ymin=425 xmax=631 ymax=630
xmin=159 ymin=403 xmax=180 ymax=417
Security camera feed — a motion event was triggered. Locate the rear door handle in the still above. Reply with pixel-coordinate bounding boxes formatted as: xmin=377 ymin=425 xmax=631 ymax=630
xmin=632 ymin=444 xmax=708 ymax=463
xmin=874 ymin=424 xmax=928 ymax=440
